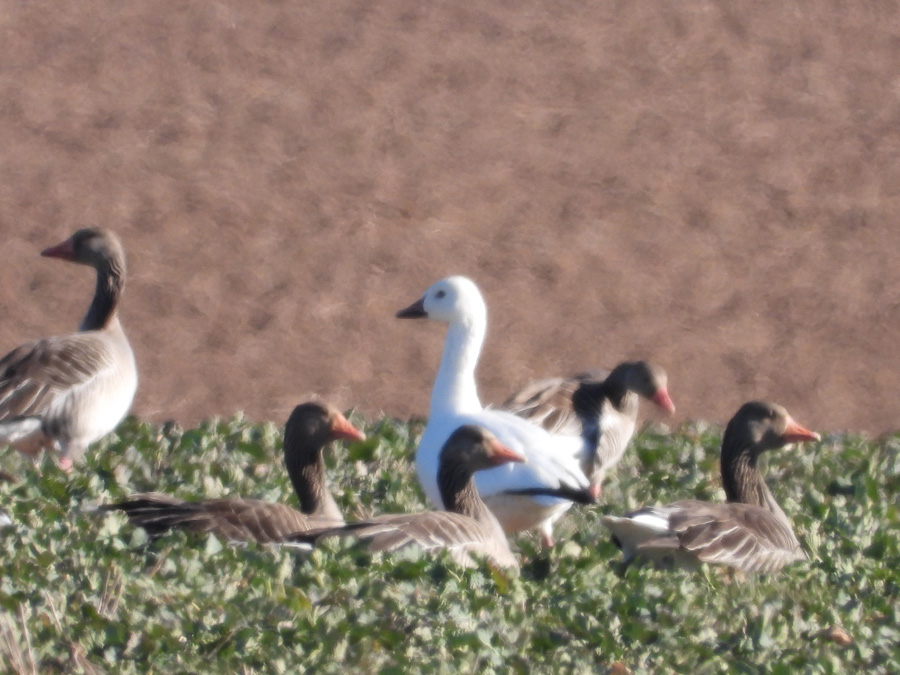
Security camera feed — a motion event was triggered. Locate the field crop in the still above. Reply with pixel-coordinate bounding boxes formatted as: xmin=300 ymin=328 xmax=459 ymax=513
xmin=1 ymin=413 xmax=898 ymax=674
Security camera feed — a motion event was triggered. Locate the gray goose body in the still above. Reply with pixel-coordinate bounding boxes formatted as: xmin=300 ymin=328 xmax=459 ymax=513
xmin=505 ymin=361 xmax=675 ymax=496
xmin=0 ymin=228 xmax=137 ymax=469
xmin=500 ymin=370 xmax=609 ymax=437
xmin=602 ymin=401 xmax=820 ymax=573
xmin=100 ymin=402 xmax=364 ymax=544
xmin=291 ymin=425 xmax=523 ymax=569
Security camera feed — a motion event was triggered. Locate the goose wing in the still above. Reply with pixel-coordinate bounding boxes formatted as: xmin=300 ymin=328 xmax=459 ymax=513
xmin=295 ymin=511 xmax=517 ymax=568
xmin=101 ymin=493 xmax=341 ymax=544
xmin=666 ymin=501 xmax=803 ymax=573
xmin=0 ymin=333 xmax=122 ymax=422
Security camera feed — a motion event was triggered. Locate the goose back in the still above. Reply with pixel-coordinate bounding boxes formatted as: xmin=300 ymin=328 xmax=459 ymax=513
xmin=602 ymin=401 xmax=818 ymax=573
xmin=100 ymin=402 xmax=364 ymax=544
xmin=290 ymin=425 xmax=523 ymax=568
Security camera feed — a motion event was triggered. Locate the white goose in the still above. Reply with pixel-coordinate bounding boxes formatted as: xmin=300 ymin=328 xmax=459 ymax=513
xmin=0 ymin=228 xmax=137 ymax=470
xmin=397 ymin=276 xmax=592 ymax=546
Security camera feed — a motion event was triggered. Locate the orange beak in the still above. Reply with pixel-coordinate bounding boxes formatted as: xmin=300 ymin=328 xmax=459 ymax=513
xmin=782 ymin=416 xmax=820 ymax=444
xmin=330 ymin=412 xmax=366 ymax=442
xmin=488 ymin=439 xmax=526 ymax=466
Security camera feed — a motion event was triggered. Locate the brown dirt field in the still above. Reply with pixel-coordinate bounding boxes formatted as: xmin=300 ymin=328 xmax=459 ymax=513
xmin=1 ymin=2 xmax=899 ymax=435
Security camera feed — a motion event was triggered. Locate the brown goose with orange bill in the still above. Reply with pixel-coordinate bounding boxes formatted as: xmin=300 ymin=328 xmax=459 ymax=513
xmin=100 ymin=402 xmax=364 ymax=543
xmin=601 ymin=401 xmax=820 ymax=573
xmin=290 ymin=425 xmax=524 ymax=568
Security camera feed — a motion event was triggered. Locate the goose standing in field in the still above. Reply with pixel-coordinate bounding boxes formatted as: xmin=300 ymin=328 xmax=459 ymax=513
xmin=99 ymin=402 xmax=364 ymax=544
xmin=505 ymin=361 xmax=675 ymax=498
xmin=601 ymin=401 xmax=820 ymax=573
xmin=290 ymin=425 xmax=524 ymax=569
xmin=0 ymin=228 xmax=137 ymax=471
xmin=397 ymin=276 xmax=593 ymax=547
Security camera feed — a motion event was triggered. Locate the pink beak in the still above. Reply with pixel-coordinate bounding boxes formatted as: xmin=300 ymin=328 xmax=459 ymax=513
xmin=41 ymin=236 xmax=77 ymax=261
xmin=652 ymin=387 xmax=676 ymax=415
xmin=488 ymin=439 xmax=527 ymax=466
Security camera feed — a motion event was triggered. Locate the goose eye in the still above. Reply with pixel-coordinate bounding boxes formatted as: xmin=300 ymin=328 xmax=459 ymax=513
xmin=435 ymin=290 xmax=446 ymax=299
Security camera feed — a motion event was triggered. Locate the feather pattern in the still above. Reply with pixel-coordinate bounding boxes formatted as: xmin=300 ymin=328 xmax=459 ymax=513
xmin=0 ymin=228 xmax=137 ymax=465
xmin=602 ymin=401 xmax=819 ymax=573
xmin=501 ymin=371 xmax=607 ymax=436
xmin=504 ymin=361 xmax=674 ymax=495
xmin=290 ymin=425 xmax=522 ymax=568
xmin=99 ymin=402 xmax=364 ymax=544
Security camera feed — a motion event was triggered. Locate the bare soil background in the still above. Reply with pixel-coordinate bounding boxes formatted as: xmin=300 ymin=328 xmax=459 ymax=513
xmin=1 ymin=1 xmax=899 ymax=435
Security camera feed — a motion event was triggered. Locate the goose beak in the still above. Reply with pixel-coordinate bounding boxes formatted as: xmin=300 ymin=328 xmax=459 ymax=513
xmin=330 ymin=412 xmax=367 ymax=442
xmin=396 ymin=296 xmax=427 ymax=319
xmin=652 ymin=388 xmax=676 ymax=415
xmin=782 ymin=416 xmax=820 ymax=444
xmin=41 ymin=236 xmax=77 ymax=261
xmin=489 ymin=439 xmax=526 ymax=466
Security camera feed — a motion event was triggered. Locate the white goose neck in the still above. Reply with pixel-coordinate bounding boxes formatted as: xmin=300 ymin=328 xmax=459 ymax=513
xmin=430 ymin=312 xmax=485 ymax=417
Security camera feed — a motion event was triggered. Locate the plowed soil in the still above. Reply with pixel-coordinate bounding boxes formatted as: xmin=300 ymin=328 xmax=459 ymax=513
xmin=2 ymin=2 xmax=899 ymax=435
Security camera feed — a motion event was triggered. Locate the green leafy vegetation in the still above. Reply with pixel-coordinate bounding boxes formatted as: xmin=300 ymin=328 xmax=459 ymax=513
xmin=1 ymin=415 xmax=897 ymax=674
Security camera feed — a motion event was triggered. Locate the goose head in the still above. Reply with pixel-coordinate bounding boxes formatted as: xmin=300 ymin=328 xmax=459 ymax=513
xmin=617 ymin=361 xmax=675 ymax=414
xmin=284 ymin=401 xmax=366 ymax=451
xmin=725 ymin=401 xmax=820 ymax=456
xmin=42 ymin=227 xmax=126 ymax=271
xmin=571 ymin=361 xmax=676 ymax=422
xmin=440 ymin=425 xmax=526 ymax=471
xmin=397 ymin=276 xmax=487 ymax=325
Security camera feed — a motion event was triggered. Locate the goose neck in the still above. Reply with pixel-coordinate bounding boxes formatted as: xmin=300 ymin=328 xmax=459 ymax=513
xmin=722 ymin=448 xmax=775 ymax=510
xmin=430 ymin=317 xmax=484 ymax=416
xmin=285 ymin=443 xmax=341 ymax=521
xmin=81 ymin=261 xmax=125 ymax=331
xmin=438 ymin=462 xmax=488 ymax=520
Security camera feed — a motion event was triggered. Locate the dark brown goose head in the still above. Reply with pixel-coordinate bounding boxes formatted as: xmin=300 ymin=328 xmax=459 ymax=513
xmin=571 ymin=361 xmax=674 ymax=421
xmin=437 ymin=425 xmax=525 ymax=515
xmin=283 ymin=401 xmax=365 ymax=521
xmin=42 ymin=228 xmax=127 ymax=331
xmin=720 ymin=401 xmax=820 ymax=506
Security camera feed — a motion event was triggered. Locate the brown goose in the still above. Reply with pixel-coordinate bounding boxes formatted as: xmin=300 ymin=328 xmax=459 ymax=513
xmin=100 ymin=402 xmax=364 ymax=543
xmin=569 ymin=361 xmax=675 ymax=498
xmin=290 ymin=425 xmax=525 ymax=569
xmin=601 ymin=401 xmax=820 ymax=573
xmin=0 ymin=228 xmax=137 ymax=470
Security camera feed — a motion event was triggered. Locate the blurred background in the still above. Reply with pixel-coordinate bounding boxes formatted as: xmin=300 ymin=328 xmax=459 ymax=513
xmin=0 ymin=1 xmax=898 ymax=433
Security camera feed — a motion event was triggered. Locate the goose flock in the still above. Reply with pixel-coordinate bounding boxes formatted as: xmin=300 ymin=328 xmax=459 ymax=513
xmin=0 ymin=229 xmax=824 ymax=575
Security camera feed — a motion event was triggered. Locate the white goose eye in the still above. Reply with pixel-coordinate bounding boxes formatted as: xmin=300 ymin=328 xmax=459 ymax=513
xmin=435 ymin=290 xmax=446 ymax=299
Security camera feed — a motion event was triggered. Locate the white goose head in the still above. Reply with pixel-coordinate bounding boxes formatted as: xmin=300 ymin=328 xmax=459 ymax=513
xmin=397 ymin=276 xmax=488 ymax=415
xmin=396 ymin=276 xmax=486 ymax=326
